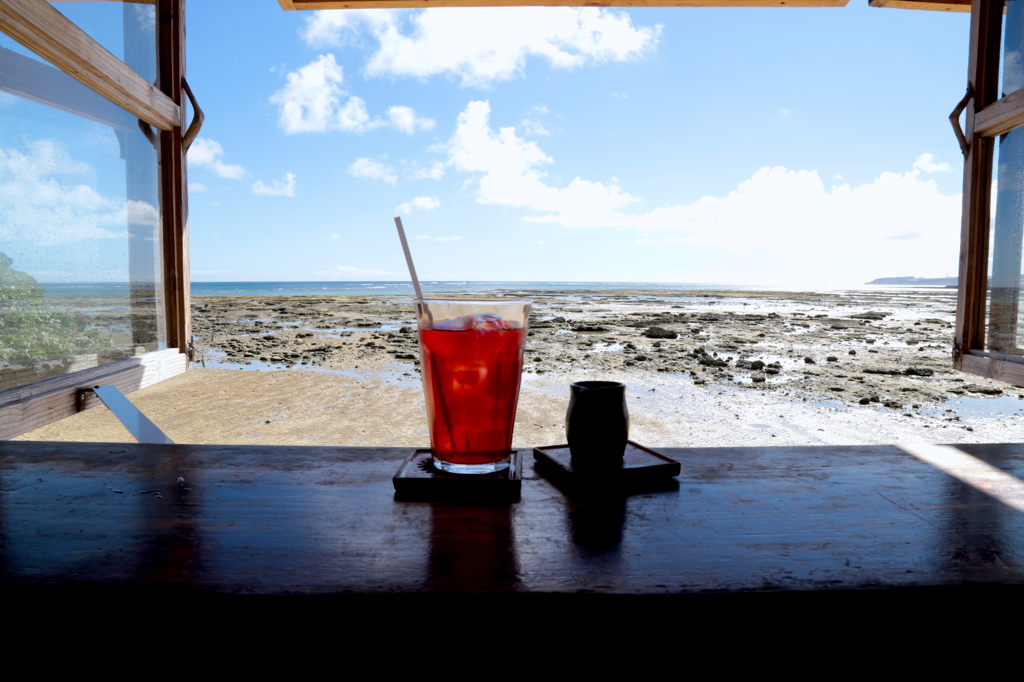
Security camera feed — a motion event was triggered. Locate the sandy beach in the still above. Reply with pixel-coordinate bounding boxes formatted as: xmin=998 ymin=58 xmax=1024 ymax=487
xmin=18 ymin=287 xmax=1024 ymax=447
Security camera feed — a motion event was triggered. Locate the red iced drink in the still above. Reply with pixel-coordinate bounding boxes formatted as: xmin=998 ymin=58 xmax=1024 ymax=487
xmin=417 ymin=301 xmax=530 ymax=474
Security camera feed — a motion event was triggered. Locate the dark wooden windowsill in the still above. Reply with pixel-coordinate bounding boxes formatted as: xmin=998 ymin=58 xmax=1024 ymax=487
xmin=4 ymin=440 xmax=1024 ymax=604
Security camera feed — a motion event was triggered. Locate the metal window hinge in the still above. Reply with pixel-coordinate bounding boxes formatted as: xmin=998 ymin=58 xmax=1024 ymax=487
xmin=950 ymin=82 xmax=974 ymax=157
xmin=181 ymin=78 xmax=204 ymax=152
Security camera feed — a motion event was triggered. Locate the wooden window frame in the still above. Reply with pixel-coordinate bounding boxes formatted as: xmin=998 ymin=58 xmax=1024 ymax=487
xmin=0 ymin=0 xmax=192 ymax=439
xmin=0 ymin=0 xmax=177 ymax=129
xmin=952 ymin=0 xmax=1024 ymax=385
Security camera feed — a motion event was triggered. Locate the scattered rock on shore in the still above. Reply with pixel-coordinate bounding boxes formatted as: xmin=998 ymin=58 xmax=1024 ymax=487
xmin=644 ymin=326 xmax=678 ymax=339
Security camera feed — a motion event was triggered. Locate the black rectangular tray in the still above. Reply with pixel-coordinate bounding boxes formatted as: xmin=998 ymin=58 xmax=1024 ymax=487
xmin=393 ymin=449 xmax=522 ymax=502
xmin=533 ymin=440 xmax=680 ymax=484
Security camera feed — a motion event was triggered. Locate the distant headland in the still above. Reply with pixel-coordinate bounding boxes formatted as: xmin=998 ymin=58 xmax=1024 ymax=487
xmin=865 ymin=276 xmax=958 ymax=286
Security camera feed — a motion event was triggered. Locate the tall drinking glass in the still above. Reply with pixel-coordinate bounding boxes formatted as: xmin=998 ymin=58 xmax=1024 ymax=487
xmin=416 ymin=298 xmax=531 ymax=474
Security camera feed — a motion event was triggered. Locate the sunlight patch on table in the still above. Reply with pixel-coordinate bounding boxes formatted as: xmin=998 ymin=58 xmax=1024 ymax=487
xmin=901 ymin=443 xmax=1024 ymax=513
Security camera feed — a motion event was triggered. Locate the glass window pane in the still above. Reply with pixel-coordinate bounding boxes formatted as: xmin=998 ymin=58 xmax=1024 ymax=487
xmin=49 ymin=1 xmax=157 ymax=84
xmin=988 ymin=127 xmax=1024 ymax=352
xmin=1004 ymin=1 xmax=1024 ymax=98
xmin=0 ymin=57 xmax=165 ymax=392
xmin=0 ymin=30 xmax=50 ymax=67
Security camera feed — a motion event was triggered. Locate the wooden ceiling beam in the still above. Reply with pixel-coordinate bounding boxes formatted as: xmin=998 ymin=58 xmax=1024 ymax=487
xmin=279 ymin=0 xmax=850 ymax=9
xmin=279 ymin=0 xmax=974 ymax=10
xmin=869 ymin=0 xmax=970 ymax=11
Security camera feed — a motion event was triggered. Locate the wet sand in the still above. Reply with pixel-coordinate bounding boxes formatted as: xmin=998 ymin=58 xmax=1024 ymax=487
xmin=19 ymin=287 xmax=1024 ymax=447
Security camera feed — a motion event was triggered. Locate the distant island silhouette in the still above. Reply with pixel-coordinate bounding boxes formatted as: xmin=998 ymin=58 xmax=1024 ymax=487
xmin=865 ymin=276 xmax=958 ymax=286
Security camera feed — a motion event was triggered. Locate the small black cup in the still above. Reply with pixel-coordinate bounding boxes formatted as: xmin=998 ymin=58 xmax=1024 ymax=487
xmin=566 ymin=381 xmax=629 ymax=473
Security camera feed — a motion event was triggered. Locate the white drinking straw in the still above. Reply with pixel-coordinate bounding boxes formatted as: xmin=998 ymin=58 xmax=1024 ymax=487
xmin=394 ymin=216 xmax=424 ymax=301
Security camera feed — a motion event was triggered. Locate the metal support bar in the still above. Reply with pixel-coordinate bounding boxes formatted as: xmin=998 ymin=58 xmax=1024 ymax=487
xmin=181 ymin=77 xmax=203 ymax=152
xmin=77 ymin=385 xmax=174 ymax=444
xmin=951 ymin=82 xmax=974 ymax=156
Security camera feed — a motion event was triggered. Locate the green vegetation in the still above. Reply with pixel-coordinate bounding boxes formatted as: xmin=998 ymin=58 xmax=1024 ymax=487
xmin=0 ymin=252 xmax=104 ymax=365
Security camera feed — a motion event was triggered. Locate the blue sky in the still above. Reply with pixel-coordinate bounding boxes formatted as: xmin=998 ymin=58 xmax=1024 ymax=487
xmin=179 ymin=3 xmax=970 ymax=287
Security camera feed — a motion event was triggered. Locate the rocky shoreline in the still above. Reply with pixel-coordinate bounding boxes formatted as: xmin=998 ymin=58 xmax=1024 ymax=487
xmin=192 ymin=287 xmax=1014 ymax=416
xmin=22 ymin=287 xmax=1024 ymax=447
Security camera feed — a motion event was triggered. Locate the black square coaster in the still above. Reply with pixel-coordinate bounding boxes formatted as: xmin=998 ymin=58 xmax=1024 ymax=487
xmin=533 ymin=440 xmax=680 ymax=492
xmin=393 ymin=449 xmax=522 ymax=502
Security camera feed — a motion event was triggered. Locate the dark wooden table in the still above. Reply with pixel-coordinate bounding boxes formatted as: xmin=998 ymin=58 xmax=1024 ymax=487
xmin=3 ymin=440 xmax=1024 ymax=624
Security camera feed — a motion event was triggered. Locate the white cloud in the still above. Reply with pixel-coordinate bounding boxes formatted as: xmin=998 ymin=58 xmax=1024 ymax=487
xmin=270 ymin=54 xmax=344 ymax=133
xmin=311 ymin=264 xmax=402 ymax=279
xmin=397 ymin=195 xmax=441 ymax=214
xmin=0 ymin=139 xmax=128 ymax=245
xmin=270 ymin=54 xmax=358 ymax=133
xmin=386 ymin=105 xmax=435 ymax=134
xmin=612 ymin=92 xmax=627 ymax=99
xmin=522 ymin=121 xmax=549 ymax=136
xmin=520 ymin=104 xmax=551 ymax=136
xmin=349 ymin=157 xmax=397 ymax=184
xmin=1006 ymin=49 xmax=1024 ymax=96
xmin=637 ymin=166 xmax=958 ymax=245
xmin=300 ymin=9 xmax=396 ymax=48
xmin=406 ymin=160 xmax=446 ymax=180
xmin=189 ymin=182 xmax=208 ymax=192
xmin=631 ymin=168 xmax=960 ymax=281
xmin=439 ymin=103 xmax=962 ymax=281
xmin=780 ymin=108 xmax=791 ymax=116
xmin=885 ymin=230 xmax=924 ymax=241
xmin=252 ymin=172 xmax=297 ymax=197
xmin=336 ymin=95 xmax=375 ymax=132
xmin=446 ymin=100 xmax=635 ymax=220
xmin=129 ymin=4 xmax=156 ymax=32
xmin=913 ymin=153 xmax=952 ymax=173
xmin=124 ymin=199 xmax=159 ymax=227
xmin=609 ymin=165 xmax=961 ymax=284
xmin=188 ymin=138 xmax=245 ymax=179
xmin=331 ymin=233 xmax=341 ymax=239
xmin=415 ymin=234 xmax=461 ymax=242
xmin=301 ymin=8 xmax=661 ymax=87
xmin=270 ymin=54 xmax=433 ymax=134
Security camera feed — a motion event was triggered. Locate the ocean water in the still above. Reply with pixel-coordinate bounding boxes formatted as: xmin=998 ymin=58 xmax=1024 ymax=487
xmin=37 ymin=280 xmax=940 ymax=298
xmin=41 ymin=281 xmax=760 ymax=298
